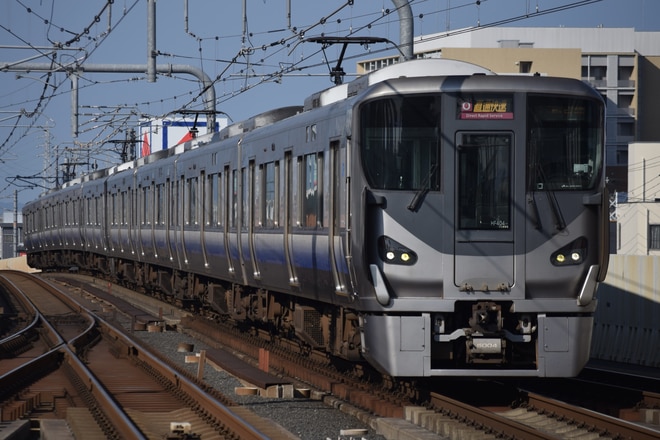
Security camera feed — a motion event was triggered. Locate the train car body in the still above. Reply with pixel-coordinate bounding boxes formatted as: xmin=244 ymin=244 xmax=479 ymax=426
xmin=23 ymin=59 xmax=608 ymax=377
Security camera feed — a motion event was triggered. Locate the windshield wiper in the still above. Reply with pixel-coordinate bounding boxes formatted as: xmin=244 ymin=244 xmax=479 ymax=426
xmin=407 ymin=163 xmax=438 ymax=212
xmin=535 ymin=164 xmax=566 ymax=231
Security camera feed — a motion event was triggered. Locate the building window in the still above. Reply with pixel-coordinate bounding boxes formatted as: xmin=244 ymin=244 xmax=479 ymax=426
xmin=618 ymin=122 xmax=634 ymax=137
xmin=519 ymin=61 xmax=532 ymax=74
xmin=650 ymin=225 xmax=660 ymax=250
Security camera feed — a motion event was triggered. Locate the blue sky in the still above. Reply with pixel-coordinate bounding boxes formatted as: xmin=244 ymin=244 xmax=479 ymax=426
xmin=1 ymin=0 xmax=659 ymax=210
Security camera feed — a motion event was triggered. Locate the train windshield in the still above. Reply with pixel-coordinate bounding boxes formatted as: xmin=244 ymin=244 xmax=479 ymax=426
xmin=359 ymin=96 xmax=441 ymax=191
xmin=527 ymin=95 xmax=603 ymax=191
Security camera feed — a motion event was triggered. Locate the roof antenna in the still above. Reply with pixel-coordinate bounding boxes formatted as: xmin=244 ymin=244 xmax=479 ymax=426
xmin=305 ymin=36 xmax=398 ymax=85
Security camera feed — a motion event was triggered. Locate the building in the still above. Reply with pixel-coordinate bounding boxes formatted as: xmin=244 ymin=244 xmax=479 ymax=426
xmin=0 ymin=210 xmax=23 ymax=259
xmin=139 ymin=116 xmax=228 ymax=158
xmin=357 ymin=27 xmax=660 ymax=193
xmin=614 ymin=142 xmax=660 ymax=255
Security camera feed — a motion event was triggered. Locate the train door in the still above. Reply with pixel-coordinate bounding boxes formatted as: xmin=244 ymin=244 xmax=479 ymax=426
xmin=283 ymin=150 xmax=298 ymax=286
xmin=227 ymin=166 xmax=247 ymax=284
xmin=118 ymin=190 xmax=124 ymax=254
xmin=329 ymin=139 xmax=347 ymax=295
xmin=247 ymin=160 xmax=260 ymax=280
xmin=136 ymin=186 xmax=145 ymax=257
xmin=199 ymin=171 xmax=209 ymax=268
xmin=222 ymin=166 xmax=235 ymax=277
xmin=149 ymin=181 xmax=157 ymax=260
xmin=169 ymin=178 xmax=184 ymax=268
xmin=451 ymin=131 xmax=522 ymax=298
xmin=165 ymin=178 xmax=174 ymax=263
xmin=179 ymin=175 xmax=189 ymax=266
xmin=102 ymin=182 xmax=109 ymax=252
xmin=76 ymin=197 xmax=83 ymax=248
xmin=128 ymin=174 xmax=136 ymax=256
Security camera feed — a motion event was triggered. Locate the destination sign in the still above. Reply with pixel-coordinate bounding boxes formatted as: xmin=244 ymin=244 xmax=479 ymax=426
xmin=459 ymin=96 xmax=513 ymax=120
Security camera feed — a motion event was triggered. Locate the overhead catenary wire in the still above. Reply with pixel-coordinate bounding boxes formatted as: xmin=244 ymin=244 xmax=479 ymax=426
xmin=0 ymin=0 xmax=608 ymax=203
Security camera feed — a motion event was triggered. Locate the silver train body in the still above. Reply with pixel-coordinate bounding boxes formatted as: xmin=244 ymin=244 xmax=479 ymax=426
xmin=23 ymin=59 xmax=609 ymax=377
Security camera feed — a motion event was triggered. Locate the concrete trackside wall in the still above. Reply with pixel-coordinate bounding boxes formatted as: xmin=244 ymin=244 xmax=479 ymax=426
xmin=592 ymin=254 xmax=660 ymax=367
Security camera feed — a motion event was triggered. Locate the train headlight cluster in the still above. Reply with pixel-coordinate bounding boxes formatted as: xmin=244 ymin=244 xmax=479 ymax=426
xmin=379 ymin=236 xmax=418 ymax=265
xmin=551 ymin=237 xmax=587 ymax=266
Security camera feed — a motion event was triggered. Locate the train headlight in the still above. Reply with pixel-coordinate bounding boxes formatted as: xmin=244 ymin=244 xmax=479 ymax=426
xmin=378 ymin=236 xmax=418 ymax=266
xmin=551 ymin=237 xmax=587 ymax=266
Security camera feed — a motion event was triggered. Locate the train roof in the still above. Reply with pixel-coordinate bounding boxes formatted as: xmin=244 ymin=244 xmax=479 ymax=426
xmin=31 ymin=58 xmax=595 ymax=202
xmin=218 ymin=105 xmax=303 ymax=141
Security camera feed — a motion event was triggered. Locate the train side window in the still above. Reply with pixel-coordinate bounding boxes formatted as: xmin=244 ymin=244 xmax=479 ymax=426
xmin=116 ymin=193 xmax=120 ymax=225
xmin=255 ymin=163 xmax=263 ymax=228
xmin=284 ymin=152 xmax=294 ymax=230
xmin=216 ymin=172 xmax=223 ymax=228
xmin=242 ymin=167 xmax=249 ymax=230
xmin=223 ymin=167 xmax=230 ymax=228
xmin=146 ymin=186 xmax=153 ymax=225
xmin=130 ymin=187 xmax=136 ymax=227
xmin=186 ymin=177 xmax=198 ymax=225
xmin=112 ymin=194 xmax=118 ymax=226
xmin=155 ymin=184 xmax=163 ymax=225
xmin=263 ymin=161 xmax=278 ymax=228
xmin=231 ymin=170 xmax=238 ymax=229
xmin=125 ymin=191 xmax=130 ymax=226
xmin=206 ymin=173 xmax=215 ymax=226
xmin=120 ymin=192 xmax=126 ymax=225
xmin=154 ymin=184 xmax=163 ymax=225
xmin=170 ymin=180 xmax=178 ymax=227
xmin=138 ymin=187 xmax=143 ymax=225
xmin=136 ymin=187 xmax=141 ymax=225
xmin=185 ymin=178 xmax=191 ymax=226
xmin=200 ymin=173 xmax=206 ymax=227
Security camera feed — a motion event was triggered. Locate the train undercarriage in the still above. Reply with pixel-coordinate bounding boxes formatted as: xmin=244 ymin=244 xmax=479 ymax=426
xmin=29 ymin=250 xmax=363 ymax=363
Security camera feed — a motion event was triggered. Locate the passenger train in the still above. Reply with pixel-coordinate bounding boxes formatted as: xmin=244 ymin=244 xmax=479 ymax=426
xmin=23 ymin=59 xmax=609 ymax=377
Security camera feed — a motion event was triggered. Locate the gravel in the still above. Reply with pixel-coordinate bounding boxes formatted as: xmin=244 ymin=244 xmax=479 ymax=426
xmin=58 ymin=275 xmax=388 ymax=439
xmin=130 ymin=326 xmax=387 ymax=440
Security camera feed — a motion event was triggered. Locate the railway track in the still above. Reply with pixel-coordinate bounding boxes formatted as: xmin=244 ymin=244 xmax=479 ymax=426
xmin=28 ymin=272 xmax=660 ymax=440
xmin=0 ymin=271 xmax=293 ymax=439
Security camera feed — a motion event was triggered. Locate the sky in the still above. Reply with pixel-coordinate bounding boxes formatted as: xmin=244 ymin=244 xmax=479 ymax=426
xmin=1 ymin=0 xmax=659 ymax=212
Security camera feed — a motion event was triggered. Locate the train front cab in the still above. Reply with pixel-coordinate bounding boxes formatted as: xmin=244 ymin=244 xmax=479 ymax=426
xmin=355 ymin=75 xmax=608 ymax=377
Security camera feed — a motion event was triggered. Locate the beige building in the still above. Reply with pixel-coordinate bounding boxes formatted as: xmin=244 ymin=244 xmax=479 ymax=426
xmin=357 ymin=27 xmax=660 ymax=193
xmin=615 ymin=142 xmax=660 ymax=255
